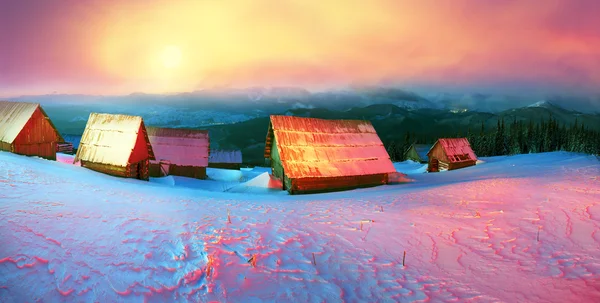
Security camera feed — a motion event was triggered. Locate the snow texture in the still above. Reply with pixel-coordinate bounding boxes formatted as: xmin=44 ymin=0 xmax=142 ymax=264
xmin=1 ymin=151 xmax=600 ymax=302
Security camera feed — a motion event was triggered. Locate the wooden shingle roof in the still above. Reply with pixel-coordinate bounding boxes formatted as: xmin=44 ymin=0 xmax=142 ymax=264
xmin=74 ymin=113 xmax=155 ymax=166
xmin=265 ymin=115 xmax=395 ymax=179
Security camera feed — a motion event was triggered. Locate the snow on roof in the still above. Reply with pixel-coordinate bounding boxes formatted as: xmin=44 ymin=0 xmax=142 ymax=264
xmin=430 ymin=138 xmax=477 ymax=163
xmin=266 ymin=115 xmax=396 ymax=179
xmin=412 ymin=144 xmax=431 ymax=161
xmin=74 ymin=113 xmax=155 ymax=166
xmin=147 ymin=127 xmax=209 ymax=167
xmin=0 ymin=101 xmax=64 ymax=144
xmin=209 ymin=149 xmax=242 ymax=164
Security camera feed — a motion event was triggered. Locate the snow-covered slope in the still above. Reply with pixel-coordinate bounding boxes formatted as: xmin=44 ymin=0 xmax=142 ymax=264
xmin=1 ymin=151 xmax=599 ymax=302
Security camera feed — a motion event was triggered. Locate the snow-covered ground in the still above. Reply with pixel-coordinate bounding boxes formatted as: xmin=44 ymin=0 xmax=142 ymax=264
xmin=1 ymin=151 xmax=599 ymax=302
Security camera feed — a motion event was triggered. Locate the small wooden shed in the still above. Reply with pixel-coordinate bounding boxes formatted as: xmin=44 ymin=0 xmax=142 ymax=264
xmin=208 ymin=150 xmax=242 ymax=170
xmin=265 ymin=115 xmax=396 ymax=194
xmin=74 ymin=113 xmax=155 ymax=180
xmin=147 ymin=127 xmax=209 ymax=179
xmin=56 ymin=141 xmax=74 ymax=154
xmin=427 ymin=138 xmax=477 ymax=172
xmin=0 ymin=101 xmax=64 ymax=160
xmin=404 ymin=143 xmax=431 ymax=163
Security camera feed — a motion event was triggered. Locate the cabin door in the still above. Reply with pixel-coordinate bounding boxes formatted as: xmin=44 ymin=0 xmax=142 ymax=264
xmin=136 ymin=162 xmax=143 ymax=179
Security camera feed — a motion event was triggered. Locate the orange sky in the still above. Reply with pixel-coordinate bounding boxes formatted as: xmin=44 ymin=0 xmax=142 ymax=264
xmin=1 ymin=0 xmax=599 ymax=96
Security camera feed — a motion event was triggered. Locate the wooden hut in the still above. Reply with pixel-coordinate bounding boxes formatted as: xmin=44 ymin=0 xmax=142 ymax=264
xmin=427 ymin=138 xmax=477 ymax=172
xmin=404 ymin=143 xmax=431 ymax=163
xmin=147 ymin=127 xmax=209 ymax=179
xmin=74 ymin=113 xmax=155 ymax=180
xmin=264 ymin=115 xmax=396 ymax=194
xmin=0 ymin=101 xmax=64 ymax=160
xmin=56 ymin=141 xmax=74 ymax=154
xmin=208 ymin=150 xmax=242 ymax=170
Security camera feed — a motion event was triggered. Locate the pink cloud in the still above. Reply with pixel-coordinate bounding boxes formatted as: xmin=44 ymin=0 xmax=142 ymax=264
xmin=1 ymin=0 xmax=598 ymax=95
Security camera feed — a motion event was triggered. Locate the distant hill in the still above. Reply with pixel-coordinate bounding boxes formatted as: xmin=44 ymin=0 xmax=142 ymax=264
xmin=206 ymin=103 xmax=600 ymax=165
xmin=15 ymin=88 xmax=597 ymax=165
xmin=498 ymin=101 xmax=600 ymax=127
xmin=41 ymin=100 xmax=600 ymax=165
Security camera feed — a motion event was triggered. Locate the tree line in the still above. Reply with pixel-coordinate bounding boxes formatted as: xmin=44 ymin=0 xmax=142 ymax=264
xmin=386 ymin=117 xmax=600 ymax=161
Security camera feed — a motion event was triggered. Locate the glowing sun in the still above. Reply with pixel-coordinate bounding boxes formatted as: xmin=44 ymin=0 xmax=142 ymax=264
xmin=160 ymin=46 xmax=182 ymax=69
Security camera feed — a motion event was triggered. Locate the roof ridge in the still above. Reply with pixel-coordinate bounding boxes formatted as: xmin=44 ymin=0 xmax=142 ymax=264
xmin=279 ymin=144 xmax=384 ymax=147
xmin=270 ymin=114 xmax=371 ymax=123
xmin=274 ymin=129 xmax=376 ymax=134
xmin=283 ymin=157 xmax=388 ymax=163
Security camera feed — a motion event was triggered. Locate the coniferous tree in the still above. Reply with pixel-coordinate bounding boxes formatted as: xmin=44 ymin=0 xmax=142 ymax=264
xmin=569 ymin=118 xmax=578 ymax=152
xmin=476 ymin=121 xmax=485 ymax=156
xmin=525 ymin=119 xmax=534 ymax=153
xmin=387 ymin=116 xmax=598 ymax=159
xmin=509 ymin=118 xmax=520 ymax=155
xmin=493 ymin=119 xmax=503 ymax=156
xmin=387 ymin=141 xmax=400 ymax=162
xmin=518 ymin=120 xmax=526 ymax=153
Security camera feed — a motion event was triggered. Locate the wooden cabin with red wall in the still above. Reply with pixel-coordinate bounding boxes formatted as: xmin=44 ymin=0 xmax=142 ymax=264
xmin=74 ymin=113 xmax=155 ymax=180
xmin=147 ymin=127 xmax=209 ymax=179
xmin=0 ymin=101 xmax=64 ymax=160
xmin=265 ymin=115 xmax=397 ymax=194
xmin=427 ymin=138 xmax=477 ymax=172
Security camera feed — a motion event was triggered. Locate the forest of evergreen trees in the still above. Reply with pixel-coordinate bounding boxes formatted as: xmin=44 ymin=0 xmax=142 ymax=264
xmin=386 ymin=117 xmax=600 ymax=162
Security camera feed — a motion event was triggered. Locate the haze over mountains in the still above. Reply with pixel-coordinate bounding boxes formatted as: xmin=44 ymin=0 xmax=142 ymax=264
xmin=9 ymin=86 xmax=600 ymax=114
xmin=8 ymin=86 xmax=598 ymax=165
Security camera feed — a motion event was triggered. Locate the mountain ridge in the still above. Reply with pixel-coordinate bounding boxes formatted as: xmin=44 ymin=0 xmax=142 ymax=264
xmin=7 ymin=86 xmax=600 ymax=114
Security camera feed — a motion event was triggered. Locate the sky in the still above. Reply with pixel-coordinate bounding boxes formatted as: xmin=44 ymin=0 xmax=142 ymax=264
xmin=1 ymin=0 xmax=599 ymax=97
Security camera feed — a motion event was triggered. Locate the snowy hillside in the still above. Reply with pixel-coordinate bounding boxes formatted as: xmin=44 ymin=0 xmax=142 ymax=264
xmin=1 ymin=152 xmax=599 ymax=302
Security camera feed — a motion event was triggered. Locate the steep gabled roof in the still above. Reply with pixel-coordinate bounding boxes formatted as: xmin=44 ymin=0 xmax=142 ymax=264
xmin=406 ymin=143 xmax=431 ymax=161
xmin=265 ymin=115 xmax=395 ymax=179
xmin=147 ymin=127 xmax=209 ymax=167
xmin=428 ymin=138 xmax=477 ymax=163
xmin=209 ymin=149 xmax=242 ymax=164
xmin=0 ymin=101 xmax=64 ymax=144
xmin=74 ymin=113 xmax=155 ymax=166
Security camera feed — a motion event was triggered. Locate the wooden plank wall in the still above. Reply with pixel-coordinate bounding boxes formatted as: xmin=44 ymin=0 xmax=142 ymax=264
xmin=439 ymin=161 xmax=450 ymax=171
xmin=270 ymin=137 xmax=285 ymax=182
xmin=128 ymin=125 xmax=150 ymax=164
xmin=208 ymin=163 xmax=241 ymax=170
xmin=170 ymin=165 xmax=206 ymax=179
xmin=427 ymin=143 xmax=448 ymax=163
xmin=14 ymin=143 xmax=56 ymax=160
xmin=290 ymin=173 xmax=388 ymax=194
xmin=149 ymin=163 xmax=163 ymax=177
xmin=13 ymin=108 xmax=59 ymax=160
xmin=0 ymin=142 xmax=11 ymax=152
xmin=81 ymin=161 xmax=128 ymax=178
xmin=449 ymin=160 xmax=477 ymax=171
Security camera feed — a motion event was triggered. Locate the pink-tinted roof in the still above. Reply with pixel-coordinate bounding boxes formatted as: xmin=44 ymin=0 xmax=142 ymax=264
xmin=209 ymin=150 xmax=242 ymax=164
xmin=431 ymin=138 xmax=477 ymax=163
xmin=147 ymin=127 xmax=209 ymax=167
xmin=266 ymin=115 xmax=395 ymax=179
